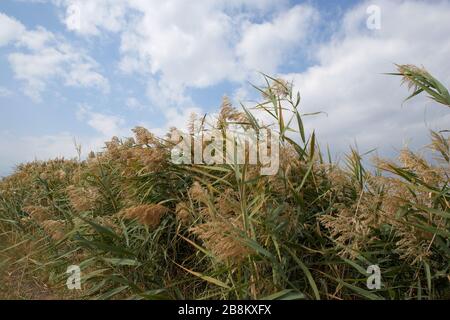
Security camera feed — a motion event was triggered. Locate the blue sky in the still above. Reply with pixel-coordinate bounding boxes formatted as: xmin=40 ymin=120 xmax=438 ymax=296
xmin=1 ymin=0 xmax=450 ymax=176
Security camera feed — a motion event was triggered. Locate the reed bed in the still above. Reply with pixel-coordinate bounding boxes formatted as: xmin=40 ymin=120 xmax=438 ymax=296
xmin=0 ymin=65 xmax=448 ymax=300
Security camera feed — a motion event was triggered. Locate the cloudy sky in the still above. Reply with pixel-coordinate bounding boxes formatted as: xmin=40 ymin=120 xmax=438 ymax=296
xmin=1 ymin=0 xmax=449 ymax=176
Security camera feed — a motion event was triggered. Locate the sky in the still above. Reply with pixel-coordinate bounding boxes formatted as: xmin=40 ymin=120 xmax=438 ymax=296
xmin=0 ymin=0 xmax=450 ymax=176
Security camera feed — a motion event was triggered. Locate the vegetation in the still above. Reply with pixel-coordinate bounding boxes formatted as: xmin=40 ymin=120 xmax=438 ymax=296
xmin=0 ymin=64 xmax=449 ymax=300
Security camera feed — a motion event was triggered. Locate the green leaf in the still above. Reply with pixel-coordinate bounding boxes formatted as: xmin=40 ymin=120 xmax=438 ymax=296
xmin=331 ymin=277 xmax=384 ymax=300
xmin=261 ymin=289 xmax=306 ymax=300
xmin=96 ymin=285 xmax=129 ymax=300
xmin=175 ymin=263 xmax=230 ymax=290
xmin=102 ymin=258 xmax=141 ymax=267
xmin=285 ymin=247 xmax=320 ymax=300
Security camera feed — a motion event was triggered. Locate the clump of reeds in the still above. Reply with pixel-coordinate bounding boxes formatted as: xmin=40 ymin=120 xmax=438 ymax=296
xmin=0 ymin=64 xmax=449 ymax=300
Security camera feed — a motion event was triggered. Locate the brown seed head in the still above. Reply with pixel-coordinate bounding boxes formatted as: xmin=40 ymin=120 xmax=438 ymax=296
xmin=119 ymin=204 xmax=169 ymax=228
xmin=190 ymin=220 xmax=253 ymax=263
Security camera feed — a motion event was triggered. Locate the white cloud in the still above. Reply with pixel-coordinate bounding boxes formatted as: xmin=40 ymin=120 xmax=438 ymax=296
xmin=64 ymin=61 xmax=109 ymax=92
xmin=1 ymin=14 xmax=109 ymax=101
xmin=8 ymin=47 xmax=65 ymax=101
xmin=56 ymin=0 xmax=128 ymax=36
xmin=120 ymin=0 xmax=241 ymax=105
xmin=54 ymin=0 xmax=314 ymax=107
xmin=76 ymin=105 xmax=127 ymax=137
xmin=281 ymin=0 xmax=450 ymax=157
xmin=16 ymin=26 xmax=55 ymax=50
xmin=236 ymin=5 xmax=318 ymax=73
xmin=0 ymin=13 xmax=25 ymax=46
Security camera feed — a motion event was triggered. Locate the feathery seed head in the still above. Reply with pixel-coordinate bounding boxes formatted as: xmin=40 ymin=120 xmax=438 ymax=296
xmin=190 ymin=220 xmax=253 ymax=263
xmin=119 ymin=204 xmax=169 ymax=228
